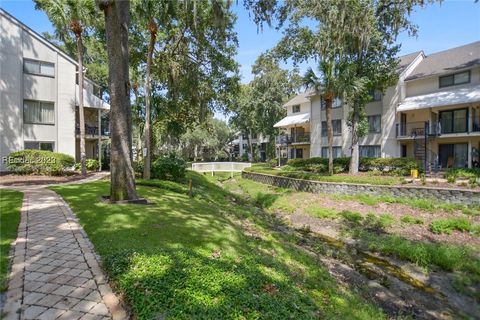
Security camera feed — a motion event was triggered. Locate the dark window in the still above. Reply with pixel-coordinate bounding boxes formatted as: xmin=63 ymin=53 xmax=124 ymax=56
xmin=23 ymin=59 xmax=55 ymax=77
xmin=321 ymin=146 xmax=342 ymax=158
xmin=401 ymin=144 xmax=407 ymax=158
xmin=439 ymin=71 xmax=470 ymax=88
xmin=359 ymin=145 xmax=381 ymax=158
xmin=368 ymin=89 xmax=382 ymax=102
xmin=24 ymin=141 xmax=54 ymax=151
xmin=321 ymin=120 xmax=342 ymax=136
xmin=367 ymin=115 xmax=381 ymax=133
xmin=439 ymin=109 xmax=468 ymax=134
xmin=295 ymin=148 xmax=303 ymax=158
xmin=292 ymin=105 xmax=301 ymax=113
xmin=320 ymin=98 xmax=342 ymax=110
xmin=242 ymin=134 xmax=248 ymax=139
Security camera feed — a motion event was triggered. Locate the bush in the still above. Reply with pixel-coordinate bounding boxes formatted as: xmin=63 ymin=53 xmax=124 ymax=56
xmin=7 ymin=150 xmax=74 ymax=176
xmin=286 ymin=157 xmax=350 ymax=173
xmin=74 ymin=159 xmax=100 ymax=172
xmin=151 ymin=154 xmax=186 ymax=182
xmin=444 ymin=168 xmax=480 ymax=182
xmin=430 ymin=218 xmax=472 ymax=234
xmin=359 ymin=157 xmax=419 ymax=176
xmin=133 ymin=161 xmax=144 ymax=178
xmin=268 ymin=159 xmax=278 ymax=168
xmin=400 ymin=215 xmax=424 ymax=225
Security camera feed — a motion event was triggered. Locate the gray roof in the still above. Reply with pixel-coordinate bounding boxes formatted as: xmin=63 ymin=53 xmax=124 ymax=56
xmin=283 ymin=90 xmax=315 ymax=107
xmin=405 ymin=41 xmax=480 ymax=81
xmin=397 ymin=51 xmax=422 ymax=72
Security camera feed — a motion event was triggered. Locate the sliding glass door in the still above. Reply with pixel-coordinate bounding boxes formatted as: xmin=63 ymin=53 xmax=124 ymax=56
xmin=439 ymin=143 xmax=468 ymax=168
xmin=440 ymin=109 xmax=468 ymax=134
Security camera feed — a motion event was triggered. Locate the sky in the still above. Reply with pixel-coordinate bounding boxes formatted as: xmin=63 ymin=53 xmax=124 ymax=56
xmin=1 ymin=0 xmax=479 ymax=119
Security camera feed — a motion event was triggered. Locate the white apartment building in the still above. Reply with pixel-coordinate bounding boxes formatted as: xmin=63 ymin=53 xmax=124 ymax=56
xmin=231 ymin=132 xmax=269 ymax=161
xmin=275 ymin=41 xmax=480 ymax=170
xmin=0 ymin=9 xmax=110 ymax=171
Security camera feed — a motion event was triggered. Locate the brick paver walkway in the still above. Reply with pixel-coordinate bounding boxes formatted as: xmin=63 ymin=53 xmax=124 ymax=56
xmin=2 ymin=184 xmax=127 ymax=320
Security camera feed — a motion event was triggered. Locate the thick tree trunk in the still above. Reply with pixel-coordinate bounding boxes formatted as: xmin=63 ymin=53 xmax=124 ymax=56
xmin=349 ymin=104 xmax=360 ymax=174
xmin=143 ymin=19 xmax=157 ymax=180
xmin=248 ymin=131 xmax=254 ymax=162
xmin=101 ymin=0 xmax=139 ymax=201
xmin=325 ymin=93 xmax=334 ymax=175
xmin=76 ymin=35 xmax=87 ymax=176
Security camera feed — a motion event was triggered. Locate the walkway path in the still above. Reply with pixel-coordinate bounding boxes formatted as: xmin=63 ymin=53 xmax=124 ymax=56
xmin=2 ymin=174 xmax=127 ymax=320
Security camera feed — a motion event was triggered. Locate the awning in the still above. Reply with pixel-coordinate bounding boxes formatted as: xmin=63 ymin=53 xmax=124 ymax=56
xmin=274 ymin=113 xmax=310 ymax=127
xmin=398 ymin=85 xmax=480 ymax=112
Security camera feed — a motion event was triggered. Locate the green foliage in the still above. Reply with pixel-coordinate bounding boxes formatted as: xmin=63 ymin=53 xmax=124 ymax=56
xmin=400 ymin=215 xmax=424 ymax=225
xmin=75 ymin=159 xmax=100 ymax=172
xmin=359 ymin=157 xmax=419 ymax=176
xmin=430 ymin=218 xmax=476 ymax=235
xmin=7 ymin=150 xmax=75 ymax=176
xmin=151 ymin=155 xmax=186 ymax=182
xmin=444 ymin=168 xmax=480 ymax=182
xmin=305 ymin=206 xmax=337 ymax=219
xmin=0 ymin=190 xmax=23 ymax=291
xmin=286 ymin=157 xmax=350 ymax=173
xmin=340 ymin=210 xmax=363 ymax=224
xmin=268 ymin=158 xmax=278 ymax=168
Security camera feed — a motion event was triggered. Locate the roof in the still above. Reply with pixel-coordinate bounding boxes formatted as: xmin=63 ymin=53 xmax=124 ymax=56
xmin=283 ymin=90 xmax=315 ymax=107
xmin=274 ymin=112 xmax=310 ymax=128
xmin=397 ymin=84 xmax=480 ymax=112
xmin=397 ymin=51 xmax=422 ymax=73
xmin=405 ymin=41 xmax=480 ymax=81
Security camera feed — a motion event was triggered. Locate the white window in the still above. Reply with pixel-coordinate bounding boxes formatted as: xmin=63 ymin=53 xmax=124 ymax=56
xmin=367 ymin=115 xmax=381 ymax=133
xmin=24 ymin=100 xmax=55 ymax=124
xmin=359 ymin=145 xmax=381 ymax=158
xmin=321 ymin=146 xmax=342 ymax=158
xmin=24 ymin=141 xmax=54 ymax=151
xmin=23 ymin=59 xmax=55 ymax=77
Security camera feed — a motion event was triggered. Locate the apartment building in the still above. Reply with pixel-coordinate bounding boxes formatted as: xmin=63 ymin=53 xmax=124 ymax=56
xmin=275 ymin=41 xmax=480 ymax=170
xmin=0 ymin=9 xmax=110 ymax=171
xmin=231 ymin=132 xmax=269 ymax=161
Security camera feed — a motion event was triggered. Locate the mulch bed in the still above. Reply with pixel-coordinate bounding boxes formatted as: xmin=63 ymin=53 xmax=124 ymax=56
xmin=0 ymin=173 xmax=95 ymax=186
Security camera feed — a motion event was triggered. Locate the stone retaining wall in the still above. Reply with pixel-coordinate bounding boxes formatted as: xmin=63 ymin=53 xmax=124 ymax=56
xmin=242 ymin=171 xmax=480 ymax=205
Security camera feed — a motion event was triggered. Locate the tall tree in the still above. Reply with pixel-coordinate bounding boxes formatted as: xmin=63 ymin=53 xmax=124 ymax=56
xmin=98 ymin=0 xmax=139 ymax=201
xmin=35 ymin=0 xmax=98 ymax=176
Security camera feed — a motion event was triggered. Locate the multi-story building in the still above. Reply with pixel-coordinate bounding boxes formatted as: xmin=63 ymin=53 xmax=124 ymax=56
xmin=0 ymin=9 xmax=110 ymax=171
xmin=275 ymin=41 xmax=480 ymax=170
xmin=231 ymin=132 xmax=269 ymax=161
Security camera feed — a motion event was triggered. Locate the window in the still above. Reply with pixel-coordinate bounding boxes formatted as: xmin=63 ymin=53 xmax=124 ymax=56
xmin=292 ymin=105 xmax=301 ymax=113
xmin=23 ymin=59 xmax=55 ymax=77
xmin=321 ymin=120 xmax=342 ymax=136
xmin=320 ymin=97 xmax=342 ymax=110
xmin=24 ymin=141 xmax=54 ymax=152
xmin=368 ymin=89 xmax=382 ymax=102
xmin=24 ymin=100 xmax=55 ymax=124
xmin=439 ymin=108 xmax=468 ymax=134
xmin=242 ymin=134 xmax=248 ymax=139
xmin=321 ymin=146 xmax=342 ymax=158
xmin=359 ymin=145 xmax=381 ymax=158
xmin=439 ymin=71 xmax=470 ymax=88
xmin=367 ymin=115 xmax=381 ymax=133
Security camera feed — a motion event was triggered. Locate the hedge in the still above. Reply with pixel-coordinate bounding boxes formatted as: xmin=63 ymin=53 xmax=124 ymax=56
xmin=285 ymin=157 xmax=419 ymax=175
xmin=7 ymin=150 xmax=75 ymax=176
xmin=151 ymin=155 xmax=186 ymax=182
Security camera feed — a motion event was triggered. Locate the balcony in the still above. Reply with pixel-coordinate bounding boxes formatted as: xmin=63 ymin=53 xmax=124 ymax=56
xmin=276 ymin=133 xmax=311 ymax=145
xmin=76 ymin=84 xmax=110 ymax=110
xmin=76 ymin=124 xmax=110 ymax=137
xmin=396 ymin=118 xmax=480 ymax=138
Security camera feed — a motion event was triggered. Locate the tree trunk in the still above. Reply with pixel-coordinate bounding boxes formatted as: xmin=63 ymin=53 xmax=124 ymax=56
xmin=101 ymin=0 xmax=139 ymax=201
xmin=248 ymin=131 xmax=254 ymax=162
xmin=349 ymin=104 xmax=360 ymax=174
xmin=143 ymin=19 xmax=157 ymax=180
xmin=325 ymin=93 xmax=334 ymax=175
xmin=76 ymin=35 xmax=87 ymax=176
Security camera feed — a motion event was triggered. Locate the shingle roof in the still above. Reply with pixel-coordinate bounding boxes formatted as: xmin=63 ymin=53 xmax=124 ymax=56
xmin=283 ymin=90 xmax=315 ymax=107
xmin=405 ymin=41 xmax=480 ymax=81
xmin=397 ymin=51 xmax=422 ymax=73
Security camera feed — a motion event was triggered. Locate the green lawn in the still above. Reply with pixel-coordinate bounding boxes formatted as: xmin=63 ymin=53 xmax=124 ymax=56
xmin=0 ymin=189 xmax=23 ymax=291
xmin=51 ymin=172 xmax=385 ymax=320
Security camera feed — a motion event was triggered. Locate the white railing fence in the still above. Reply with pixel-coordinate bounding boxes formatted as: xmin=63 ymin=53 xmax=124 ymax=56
xmin=191 ymin=162 xmax=252 ymax=177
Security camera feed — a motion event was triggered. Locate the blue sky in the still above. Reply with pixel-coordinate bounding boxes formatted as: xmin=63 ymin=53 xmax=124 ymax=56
xmin=1 ymin=0 xmax=479 ymax=119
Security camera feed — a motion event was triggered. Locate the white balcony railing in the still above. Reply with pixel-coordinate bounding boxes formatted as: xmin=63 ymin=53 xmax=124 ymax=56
xmin=76 ymin=84 xmax=110 ymax=110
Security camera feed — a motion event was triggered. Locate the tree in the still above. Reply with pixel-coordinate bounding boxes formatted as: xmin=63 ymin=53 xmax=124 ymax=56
xmin=98 ymin=0 xmax=139 ymax=201
xmin=35 ymin=0 xmax=98 ymax=176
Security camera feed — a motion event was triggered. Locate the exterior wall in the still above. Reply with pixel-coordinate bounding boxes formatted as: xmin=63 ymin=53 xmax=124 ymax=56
xmin=0 ymin=13 xmax=23 ymax=171
xmin=57 ymin=56 xmax=76 ymax=157
xmin=405 ymin=67 xmax=480 ymax=98
xmin=243 ymin=171 xmax=480 ymax=205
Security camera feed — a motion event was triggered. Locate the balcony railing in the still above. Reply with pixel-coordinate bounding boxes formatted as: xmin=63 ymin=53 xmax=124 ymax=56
xmin=396 ymin=118 xmax=480 ymax=138
xmin=76 ymin=124 xmax=110 ymax=136
xmin=276 ymin=133 xmax=311 ymax=145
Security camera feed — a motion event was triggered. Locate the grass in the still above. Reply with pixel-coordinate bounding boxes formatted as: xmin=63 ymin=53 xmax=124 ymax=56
xmin=400 ymin=215 xmax=424 ymax=225
xmin=429 ymin=218 xmax=479 ymax=235
xmin=51 ymin=172 xmax=385 ymax=319
xmin=246 ymin=165 xmax=400 ymax=186
xmin=0 ymin=189 xmax=23 ymax=291
xmin=305 ymin=206 xmax=337 ymax=219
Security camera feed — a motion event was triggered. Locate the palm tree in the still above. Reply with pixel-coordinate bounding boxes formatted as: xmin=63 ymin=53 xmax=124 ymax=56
xmin=35 ymin=0 xmax=97 ymax=177
xmin=303 ymin=67 xmax=335 ymax=175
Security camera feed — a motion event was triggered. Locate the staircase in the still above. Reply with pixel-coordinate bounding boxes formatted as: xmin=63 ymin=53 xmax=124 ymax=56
xmin=413 ymin=122 xmax=439 ymax=177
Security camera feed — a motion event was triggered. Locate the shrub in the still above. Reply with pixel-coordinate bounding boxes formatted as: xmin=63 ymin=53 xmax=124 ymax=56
xmin=268 ymin=159 xmax=278 ymax=168
xmin=133 ymin=161 xmax=144 ymax=178
xmin=240 ymin=153 xmax=249 ymax=162
xmin=340 ymin=210 xmax=363 ymax=224
xmin=86 ymin=159 xmax=99 ymax=171
xmin=430 ymin=218 xmax=472 ymax=234
xmin=400 ymin=215 xmax=424 ymax=225
xmin=7 ymin=150 xmax=74 ymax=176
xmin=286 ymin=157 xmax=350 ymax=173
xmin=151 ymin=154 xmax=186 ymax=182
xmin=359 ymin=157 xmax=419 ymax=176
xmin=444 ymin=168 xmax=480 ymax=182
